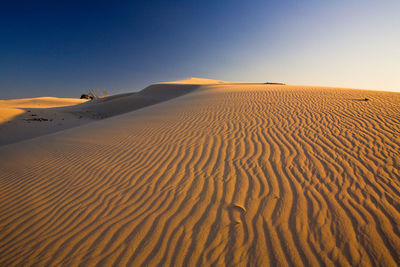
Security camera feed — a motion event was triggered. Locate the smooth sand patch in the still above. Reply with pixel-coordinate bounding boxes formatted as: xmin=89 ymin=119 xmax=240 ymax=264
xmin=0 ymin=82 xmax=399 ymax=266
xmin=0 ymin=97 xmax=86 ymax=123
xmin=0 ymin=97 xmax=89 ymax=146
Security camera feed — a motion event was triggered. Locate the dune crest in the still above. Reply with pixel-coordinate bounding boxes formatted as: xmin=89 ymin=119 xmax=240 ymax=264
xmin=162 ymin=77 xmax=225 ymax=84
xmin=0 ymin=83 xmax=399 ymax=266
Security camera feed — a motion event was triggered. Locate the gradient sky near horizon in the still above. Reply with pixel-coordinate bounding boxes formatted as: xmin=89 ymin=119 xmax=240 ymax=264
xmin=1 ymin=0 xmax=399 ymax=99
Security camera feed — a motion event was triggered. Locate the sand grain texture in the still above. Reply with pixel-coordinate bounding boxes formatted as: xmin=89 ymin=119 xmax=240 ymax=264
xmin=0 ymin=83 xmax=400 ymax=266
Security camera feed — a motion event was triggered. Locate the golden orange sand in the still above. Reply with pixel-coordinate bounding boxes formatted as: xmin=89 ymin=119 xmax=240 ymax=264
xmin=0 ymin=81 xmax=400 ymax=266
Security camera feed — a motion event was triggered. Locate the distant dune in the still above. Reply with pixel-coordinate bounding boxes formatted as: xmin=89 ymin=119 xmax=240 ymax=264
xmin=162 ymin=77 xmax=226 ymax=84
xmin=0 ymin=96 xmax=87 ymax=123
xmin=0 ymin=79 xmax=399 ymax=266
xmin=0 ymin=97 xmax=89 ymax=146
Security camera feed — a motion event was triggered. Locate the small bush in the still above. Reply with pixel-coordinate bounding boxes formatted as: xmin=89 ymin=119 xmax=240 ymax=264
xmin=84 ymin=89 xmax=108 ymax=100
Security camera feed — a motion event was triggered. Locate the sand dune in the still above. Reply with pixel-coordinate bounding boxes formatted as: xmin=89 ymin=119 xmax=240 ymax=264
xmin=162 ymin=77 xmax=225 ymax=84
xmin=0 ymin=97 xmax=89 ymax=146
xmin=0 ymin=96 xmax=87 ymax=123
xmin=0 ymin=84 xmax=198 ymax=146
xmin=69 ymin=83 xmax=200 ymax=119
xmin=0 ymin=82 xmax=400 ymax=266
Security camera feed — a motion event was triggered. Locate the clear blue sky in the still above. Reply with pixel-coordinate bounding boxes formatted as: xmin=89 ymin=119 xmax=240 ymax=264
xmin=1 ymin=0 xmax=399 ymax=99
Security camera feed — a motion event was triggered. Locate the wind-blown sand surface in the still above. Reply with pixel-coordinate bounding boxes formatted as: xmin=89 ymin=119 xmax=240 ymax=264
xmin=0 ymin=79 xmax=400 ymax=266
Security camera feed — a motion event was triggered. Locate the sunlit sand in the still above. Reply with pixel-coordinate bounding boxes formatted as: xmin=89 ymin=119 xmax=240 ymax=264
xmin=1 ymin=79 xmax=399 ymax=266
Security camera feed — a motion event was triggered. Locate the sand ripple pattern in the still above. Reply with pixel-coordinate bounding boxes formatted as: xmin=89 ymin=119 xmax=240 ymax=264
xmin=1 ymin=85 xmax=400 ymax=266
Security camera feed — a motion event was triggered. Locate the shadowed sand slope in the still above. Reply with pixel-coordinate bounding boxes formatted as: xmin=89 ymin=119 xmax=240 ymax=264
xmin=0 ymin=97 xmax=89 ymax=146
xmin=0 ymin=84 xmax=400 ymax=266
xmin=0 ymin=97 xmax=87 ymax=124
xmin=0 ymin=84 xmax=199 ymax=146
xmin=69 ymin=83 xmax=201 ymax=118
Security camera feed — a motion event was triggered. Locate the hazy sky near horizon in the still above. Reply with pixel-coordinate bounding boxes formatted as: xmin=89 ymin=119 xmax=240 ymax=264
xmin=1 ymin=0 xmax=399 ymax=99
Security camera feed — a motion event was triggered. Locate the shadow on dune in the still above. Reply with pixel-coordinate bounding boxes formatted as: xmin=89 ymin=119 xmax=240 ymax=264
xmin=65 ymin=83 xmax=201 ymax=119
xmin=0 ymin=84 xmax=200 ymax=146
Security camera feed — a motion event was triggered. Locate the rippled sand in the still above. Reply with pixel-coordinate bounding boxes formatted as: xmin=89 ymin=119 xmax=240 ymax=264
xmin=1 ymin=81 xmax=399 ymax=266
